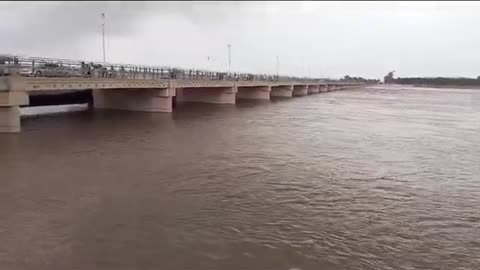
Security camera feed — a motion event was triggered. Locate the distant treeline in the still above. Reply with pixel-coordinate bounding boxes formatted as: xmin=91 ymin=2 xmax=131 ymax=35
xmin=339 ymin=75 xmax=380 ymax=84
xmin=384 ymin=72 xmax=480 ymax=86
xmin=387 ymin=77 xmax=480 ymax=86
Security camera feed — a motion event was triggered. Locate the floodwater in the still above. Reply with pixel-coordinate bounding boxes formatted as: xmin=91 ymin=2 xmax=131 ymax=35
xmin=1 ymin=85 xmax=479 ymax=270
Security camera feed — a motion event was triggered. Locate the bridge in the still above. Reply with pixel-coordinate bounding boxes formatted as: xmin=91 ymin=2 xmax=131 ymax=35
xmin=0 ymin=55 xmax=365 ymax=133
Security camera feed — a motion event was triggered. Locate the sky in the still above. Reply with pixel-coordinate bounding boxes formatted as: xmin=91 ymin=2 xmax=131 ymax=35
xmin=1 ymin=1 xmax=480 ymax=79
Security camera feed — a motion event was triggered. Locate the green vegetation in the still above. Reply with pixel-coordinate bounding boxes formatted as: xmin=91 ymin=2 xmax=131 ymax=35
xmin=384 ymin=71 xmax=480 ymax=86
xmin=340 ymin=75 xmax=380 ymax=84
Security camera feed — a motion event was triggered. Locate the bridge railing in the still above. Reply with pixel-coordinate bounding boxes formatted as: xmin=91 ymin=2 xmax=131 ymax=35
xmin=0 ymin=54 xmax=325 ymax=84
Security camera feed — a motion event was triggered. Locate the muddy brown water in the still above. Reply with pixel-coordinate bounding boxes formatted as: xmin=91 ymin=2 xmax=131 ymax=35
xmin=1 ymin=85 xmax=479 ymax=270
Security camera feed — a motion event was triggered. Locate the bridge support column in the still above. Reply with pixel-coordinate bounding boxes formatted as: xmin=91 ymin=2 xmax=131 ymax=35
xmin=176 ymin=87 xmax=237 ymax=104
xmin=236 ymin=86 xmax=271 ymax=100
xmin=327 ymin=85 xmax=336 ymax=91
xmin=293 ymin=85 xmax=308 ymax=96
xmin=93 ymin=88 xmax=174 ymax=112
xmin=0 ymin=92 xmax=29 ymax=133
xmin=307 ymin=85 xmax=319 ymax=94
xmin=320 ymin=85 xmax=328 ymax=93
xmin=271 ymin=85 xmax=293 ymax=98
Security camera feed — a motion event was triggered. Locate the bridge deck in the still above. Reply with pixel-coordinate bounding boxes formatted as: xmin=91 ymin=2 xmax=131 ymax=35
xmin=0 ymin=75 xmax=344 ymax=92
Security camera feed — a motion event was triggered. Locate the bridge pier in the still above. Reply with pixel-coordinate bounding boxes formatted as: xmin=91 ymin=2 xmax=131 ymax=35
xmin=320 ymin=85 xmax=328 ymax=92
xmin=0 ymin=92 xmax=29 ymax=133
xmin=0 ymin=107 xmax=21 ymax=133
xmin=176 ymin=87 xmax=237 ymax=104
xmin=307 ymin=85 xmax=319 ymax=94
xmin=93 ymin=88 xmax=174 ymax=112
xmin=236 ymin=86 xmax=271 ymax=100
xmin=293 ymin=85 xmax=308 ymax=96
xmin=271 ymin=85 xmax=293 ymax=98
xmin=327 ymin=85 xmax=336 ymax=91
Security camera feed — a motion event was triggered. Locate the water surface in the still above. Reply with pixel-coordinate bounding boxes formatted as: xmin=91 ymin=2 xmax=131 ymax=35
xmin=1 ymin=85 xmax=479 ymax=270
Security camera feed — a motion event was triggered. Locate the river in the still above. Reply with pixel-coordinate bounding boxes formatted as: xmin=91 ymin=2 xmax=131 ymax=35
xmin=1 ymin=85 xmax=479 ymax=270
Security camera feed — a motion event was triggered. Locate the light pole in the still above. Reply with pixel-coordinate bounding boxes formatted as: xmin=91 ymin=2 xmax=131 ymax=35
xmin=276 ymin=56 xmax=279 ymax=77
xmin=101 ymin=12 xmax=106 ymax=63
xmin=227 ymin=44 xmax=231 ymax=73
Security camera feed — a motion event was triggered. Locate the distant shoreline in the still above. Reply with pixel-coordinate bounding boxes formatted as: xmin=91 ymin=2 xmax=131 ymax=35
xmin=411 ymin=84 xmax=480 ymax=90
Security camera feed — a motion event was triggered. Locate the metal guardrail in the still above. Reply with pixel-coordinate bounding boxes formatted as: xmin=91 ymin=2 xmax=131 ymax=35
xmin=0 ymin=54 xmax=324 ymax=84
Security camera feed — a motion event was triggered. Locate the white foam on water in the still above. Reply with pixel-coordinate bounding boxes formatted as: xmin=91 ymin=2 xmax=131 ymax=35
xmin=21 ymin=104 xmax=88 ymax=117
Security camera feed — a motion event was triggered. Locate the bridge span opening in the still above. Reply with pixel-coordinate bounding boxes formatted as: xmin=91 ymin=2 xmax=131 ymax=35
xmin=27 ymin=90 xmax=93 ymax=108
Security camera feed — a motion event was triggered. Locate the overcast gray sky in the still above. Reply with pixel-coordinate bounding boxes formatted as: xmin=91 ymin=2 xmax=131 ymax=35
xmin=1 ymin=1 xmax=479 ymax=79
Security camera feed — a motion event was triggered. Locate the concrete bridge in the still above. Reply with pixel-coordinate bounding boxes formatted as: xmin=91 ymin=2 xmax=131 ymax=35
xmin=0 ymin=55 xmax=364 ymax=133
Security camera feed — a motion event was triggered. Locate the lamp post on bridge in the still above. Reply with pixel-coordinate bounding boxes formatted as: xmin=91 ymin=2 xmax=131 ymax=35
xmin=276 ymin=56 xmax=280 ymax=78
xmin=101 ymin=12 xmax=106 ymax=63
xmin=227 ymin=44 xmax=231 ymax=74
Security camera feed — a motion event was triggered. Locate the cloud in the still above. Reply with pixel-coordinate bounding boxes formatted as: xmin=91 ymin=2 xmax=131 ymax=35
xmin=1 ymin=2 xmax=480 ymax=78
xmin=0 ymin=2 xmax=267 ymax=44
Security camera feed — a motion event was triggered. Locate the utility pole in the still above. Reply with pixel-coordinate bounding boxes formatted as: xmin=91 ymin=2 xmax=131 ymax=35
xmin=227 ymin=44 xmax=231 ymax=73
xmin=101 ymin=12 xmax=106 ymax=63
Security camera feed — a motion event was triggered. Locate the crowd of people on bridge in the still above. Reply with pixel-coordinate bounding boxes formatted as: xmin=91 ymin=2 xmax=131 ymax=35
xmin=1 ymin=55 xmax=318 ymax=83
